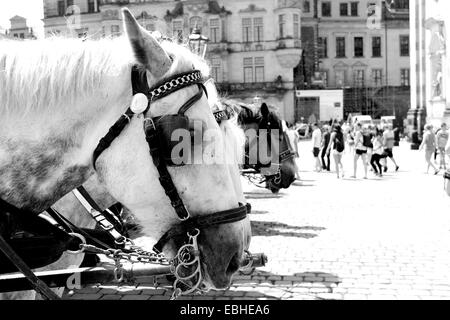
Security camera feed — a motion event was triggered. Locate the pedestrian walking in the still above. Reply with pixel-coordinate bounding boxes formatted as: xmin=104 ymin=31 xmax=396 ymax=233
xmin=370 ymin=129 xmax=387 ymax=177
xmin=321 ymin=125 xmax=331 ymax=171
xmin=312 ymin=123 xmax=322 ymax=172
xmin=364 ymin=125 xmax=375 ymax=166
xmin=344 ymin=123 xmax=355 ymax=155
xmin=382 ymin=124 xmax=400 ymax=172
xmin=419 ymin=124 xmax=440 ymax=175
xmin=327 ymin=124 xmax=345 ymax=179
xmin=285 ymin=121 xmax=301 ymax=180
xmin=436 ymin=123 xmax=449 ymax=169
xmin=352 ymin=123 xmax=368 ymax=179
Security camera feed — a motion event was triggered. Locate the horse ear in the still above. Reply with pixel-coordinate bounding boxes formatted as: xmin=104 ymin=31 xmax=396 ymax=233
xmin=122 ymin=8 xmax=172 ymax=78
xmin=260 ymin=103 xmax=270 ymax=119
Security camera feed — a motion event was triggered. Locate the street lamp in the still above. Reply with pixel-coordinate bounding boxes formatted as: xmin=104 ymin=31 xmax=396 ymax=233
xmin=188 ymin=26 xmax=209 ymax=58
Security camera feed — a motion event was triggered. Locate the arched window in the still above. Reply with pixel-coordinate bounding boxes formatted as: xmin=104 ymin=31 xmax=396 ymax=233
xmin=190 ymin=16 xmax=202 ymax=33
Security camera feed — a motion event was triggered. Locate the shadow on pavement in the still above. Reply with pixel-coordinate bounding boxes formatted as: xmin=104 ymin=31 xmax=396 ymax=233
xmin=250 ymin=210 xmax=270 ymax=215
xmin=292 ymin=181 xmax=316 ymax=187
xmin=245 ymin=192 xmax=284 ymax=200
xmin=251 ymin=221 xmax=326 ymax=239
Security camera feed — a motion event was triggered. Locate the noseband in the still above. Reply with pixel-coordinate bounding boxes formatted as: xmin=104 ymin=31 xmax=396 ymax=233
xmin=92 ymin=65 xmax=249 ymax=278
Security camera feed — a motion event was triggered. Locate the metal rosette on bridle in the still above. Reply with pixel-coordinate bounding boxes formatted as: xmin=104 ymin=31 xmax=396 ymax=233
xmin=170 ymin=229 xmax=206 ymax=299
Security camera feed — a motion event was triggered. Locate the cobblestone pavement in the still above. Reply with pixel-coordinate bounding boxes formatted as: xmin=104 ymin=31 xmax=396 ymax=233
xmin=65 ymin=140 xmax=450 ymax=300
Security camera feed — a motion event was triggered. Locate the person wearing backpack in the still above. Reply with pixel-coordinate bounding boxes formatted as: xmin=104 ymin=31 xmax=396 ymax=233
xmin=327 ymin=124 xmax=345 ymax=179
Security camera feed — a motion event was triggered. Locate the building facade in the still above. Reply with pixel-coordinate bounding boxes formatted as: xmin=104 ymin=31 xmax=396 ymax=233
xmin=298 ymin=0 xmax=410 ymax=123
xmin=42 ymin=0 xmax=303 ymax=121
xmin=5 ymin=16 xmax=36 ymax=39
xmin=409 ymin=0 xmax=450 ymax=146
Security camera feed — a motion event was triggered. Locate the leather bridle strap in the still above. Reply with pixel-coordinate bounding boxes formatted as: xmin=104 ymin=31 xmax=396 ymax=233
xmin=92 ymin=108 xmax=134 ymax=169
xmin=143 ymin=116 xmax=191 ymax=221
xmin=73 ymin=187 xmax=126 ymax=245
xmin=153 ymin=202 xmax=250 ymax=253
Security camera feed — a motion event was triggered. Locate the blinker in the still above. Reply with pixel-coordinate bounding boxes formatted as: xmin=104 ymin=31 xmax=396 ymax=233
xmin=130 ymin=93 xmax=149 ymax=114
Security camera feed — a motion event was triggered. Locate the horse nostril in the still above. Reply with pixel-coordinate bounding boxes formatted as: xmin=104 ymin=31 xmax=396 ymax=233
xmin=226 ymin=252 xmax=241 ymax=276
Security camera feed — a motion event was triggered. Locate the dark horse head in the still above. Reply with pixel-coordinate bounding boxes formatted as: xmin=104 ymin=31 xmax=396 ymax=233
xmin=223 ymin=100 xmax=297 ymax=193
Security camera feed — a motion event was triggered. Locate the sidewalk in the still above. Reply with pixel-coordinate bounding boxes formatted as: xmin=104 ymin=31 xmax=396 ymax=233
xmin=65 ymin=141 xmax=450 ymax=300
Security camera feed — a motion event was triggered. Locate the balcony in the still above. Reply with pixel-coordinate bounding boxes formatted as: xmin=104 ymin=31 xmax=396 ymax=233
xmin=275 ymin=38 xmax=302 ymax=69
xmin=216 ymin=81 xmax=289 ymax=94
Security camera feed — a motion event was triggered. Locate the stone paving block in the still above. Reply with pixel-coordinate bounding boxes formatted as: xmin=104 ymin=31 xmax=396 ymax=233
xmin=69 ymin=293 xmax=103 ymax=300
xmin=100 ymin=295 xmax=122 ymax=300
xmin=316 ymin=293 xmax=344 ymax=300
xmin=245 ymin=291 xmax=267 ymax=298
xmin=116 ymin=289 xmax=142 ymax=295
xmin=150 ymin=295 xmax=170 ymax=300
xmin=221 ymin=290 xmax=246 ymax=297
xmin=273 ymin=280 xmax=293 ymax=286
xmin=74 ymin=287 xmax=100 ymax=294
xmin=121 ymin=295 xmax=149 ymax=300
xmin=100 ymin=288 xmax=120 ymax=295
xmin=140 ymin=288 xmax=167 ymax=295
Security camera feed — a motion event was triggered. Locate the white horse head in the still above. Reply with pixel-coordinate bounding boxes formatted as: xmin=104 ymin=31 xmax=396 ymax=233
xmin=0 ymin=9 xmax=250 ymax=290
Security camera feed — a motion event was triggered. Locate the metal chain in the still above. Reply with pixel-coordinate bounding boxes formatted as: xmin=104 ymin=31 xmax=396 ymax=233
xmin=80 ymin=243 xmax=170 ymax=266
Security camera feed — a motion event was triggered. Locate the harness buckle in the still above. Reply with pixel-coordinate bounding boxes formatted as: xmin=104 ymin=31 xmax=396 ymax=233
xmin=143 ymin=117 xmax=156 ymax=131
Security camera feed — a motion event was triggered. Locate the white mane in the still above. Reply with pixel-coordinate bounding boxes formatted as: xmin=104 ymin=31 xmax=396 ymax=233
xmin=0 ymin=37 xmax=134 ymax=115
xmin=0 ymin=36 xmax=212 ymax=117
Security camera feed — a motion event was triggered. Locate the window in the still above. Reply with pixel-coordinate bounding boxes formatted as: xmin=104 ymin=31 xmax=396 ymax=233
xmin=210 ymin=19 xmax=220 ymax=43
xmin=255 ymin=57 xmax=265 ymax=82
xmin=88 ymin=0 xmax=95 ymax=13
xmin=322 ymin=2 xmax=331 ymax=17
xmin=397 ymin=0 xmax=409 ymax=9
xmin=279 ymin=14 xmax=286 ymax=38
xmin=13 ymin=33 xmax=18 ymax=38
xmin=340 ymin=3 xmax=348 ymax=16
xmin=243 ymin=58 xmax=253 ymax=83
xmin=303 ymin=0 xmax=311 ymax=13
xmin=335 ymin=70 xmax=347 ymax=87
xmin=336 ymin=37 xmax=346 ymax=57
xmin=173 ymin=21 xmax=183 ymax=43
xmin=400 ymin=35 xmax=409 ymax=56
xmin=242 ymin=18 xmax=252 ymax=42
xmin=354 ymin=69 xmax=365 ymax=87
xmin=372 ymin=36 xmax=381 ymax=57
xmin=350 ymin=2 xmax=359 ymax=16
xmin=401 ymin=69 xmax=410 ymax=86
xmin=372 ymin=69 xmax=383 ymax=86
xmin=111 ymin=25 xmax=120 ymax=37
xmin=293 ymin=14 xmax=300 ymax=39
xmin=318 ymin=37 xmax=328 ymax=58
xmin=368 ymin=2 xmax=377 ymax=16
xmin=243 ymin=57 xmax=264 ymax=83
xmin=58 ymin=0 xmax=65 ymax=16
xmin=66 ymin=0 xmax=74 ymax=12
xmin=354 ymin=37 xmax=364 ymax=57
xmin=190 ymin=16 xmax=202 ymax=33
xmin=254 ymin=18 xmax=264 ymax=42
xmin=211 ymin=58 xmax=222 ymax=82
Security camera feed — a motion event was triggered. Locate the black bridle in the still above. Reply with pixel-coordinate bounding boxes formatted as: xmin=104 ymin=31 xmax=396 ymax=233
xmin=92 ymin=65 xmax=250 ymax=254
